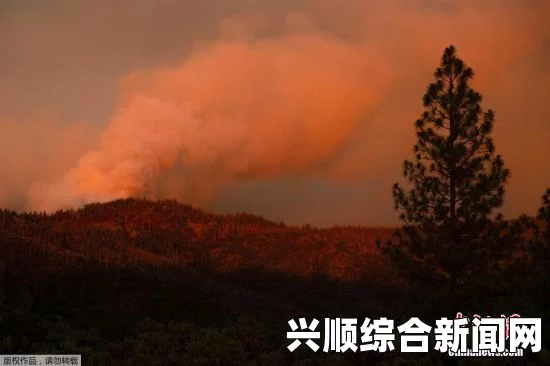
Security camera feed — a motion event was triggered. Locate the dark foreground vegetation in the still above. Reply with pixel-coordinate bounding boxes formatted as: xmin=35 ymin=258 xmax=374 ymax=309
xmin=0 ymin=197 xmax=549 ymax=365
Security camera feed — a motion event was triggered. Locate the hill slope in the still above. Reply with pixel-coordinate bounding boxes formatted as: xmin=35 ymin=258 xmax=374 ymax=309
xmin=0 ymin=198 xmax=396 ymax=281
xmin=1 ymin=199 xmax=547 ymax=365
xmin=0 ymin=198 xmax=408 ymax=365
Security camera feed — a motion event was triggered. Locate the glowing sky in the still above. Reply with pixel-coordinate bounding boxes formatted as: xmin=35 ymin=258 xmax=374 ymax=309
xmin=1 ymin=0 xmax=549 ymax=226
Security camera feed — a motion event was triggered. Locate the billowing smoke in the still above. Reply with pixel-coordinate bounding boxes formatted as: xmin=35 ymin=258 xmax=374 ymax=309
xmin=29 ymin=33 xmax=391 ymax=211
xmin=1 ymin=0 xmax=549 ymax=224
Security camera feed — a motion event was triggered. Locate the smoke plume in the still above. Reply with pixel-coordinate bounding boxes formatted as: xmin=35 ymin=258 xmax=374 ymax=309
xmin=1 ymin=0 xmax=549 ymax=224
xmin=30 ymin=33 xmax=391 ymax=211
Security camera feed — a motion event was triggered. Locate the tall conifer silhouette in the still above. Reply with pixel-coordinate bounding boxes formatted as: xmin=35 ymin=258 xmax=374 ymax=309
xmin=384 ymin=45 xmax=511 ymax=285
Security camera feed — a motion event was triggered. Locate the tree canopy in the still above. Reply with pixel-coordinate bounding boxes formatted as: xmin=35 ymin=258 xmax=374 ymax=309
xmin=383 ymin=45 xmax=513 ymax=286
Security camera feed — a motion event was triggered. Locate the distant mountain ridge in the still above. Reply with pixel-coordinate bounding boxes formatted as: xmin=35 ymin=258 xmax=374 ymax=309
xmin=0 ymin=198 xmax=396 ymax=282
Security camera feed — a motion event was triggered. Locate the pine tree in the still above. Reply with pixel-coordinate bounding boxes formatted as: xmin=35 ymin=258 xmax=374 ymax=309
xmin=382 ymin=45 xmax=511 ymax=286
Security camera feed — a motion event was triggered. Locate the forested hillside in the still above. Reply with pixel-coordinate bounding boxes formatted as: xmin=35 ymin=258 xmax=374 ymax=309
xmin=0 ymin=198 xmax=548 ymax=365
xmin=0 ymin=198 xmax=395 ymax=280
xmin=0 ymin=199 xmax=403 ymax=365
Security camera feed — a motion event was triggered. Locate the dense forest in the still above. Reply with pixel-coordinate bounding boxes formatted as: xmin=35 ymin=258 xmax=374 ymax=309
xmin=0 ymin=197 xmax=548 ymax=365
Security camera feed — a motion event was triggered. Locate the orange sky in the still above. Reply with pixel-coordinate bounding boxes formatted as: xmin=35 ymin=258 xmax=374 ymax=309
xmin=0 ymin=0 xmax=549 ymax=226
